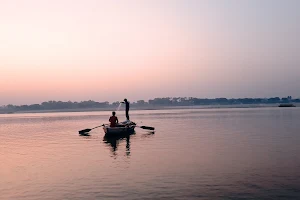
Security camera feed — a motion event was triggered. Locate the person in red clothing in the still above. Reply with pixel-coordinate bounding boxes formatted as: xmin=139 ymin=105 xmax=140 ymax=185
xmin=109 ymin=111 xmax=119 ymax=127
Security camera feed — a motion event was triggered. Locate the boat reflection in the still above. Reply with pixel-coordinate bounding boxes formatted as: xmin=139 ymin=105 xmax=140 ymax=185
xmin=103 ymin=132 xmax=135 ymax=157
xmin=103 ymin=131 xmax=155 ymax=157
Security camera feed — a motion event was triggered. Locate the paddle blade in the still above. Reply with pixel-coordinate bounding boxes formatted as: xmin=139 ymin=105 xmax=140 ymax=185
xmin=79 ymin=132 xmax=90 ymax=136
xmin=79 ymin=128 xmax=92 ymax=134
xmin=139 ymin=126 xmax=155 ymax=130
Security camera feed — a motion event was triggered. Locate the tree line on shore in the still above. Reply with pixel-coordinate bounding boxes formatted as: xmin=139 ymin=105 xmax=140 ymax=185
xmin=0 ymin=96 xmax=298 ymax=112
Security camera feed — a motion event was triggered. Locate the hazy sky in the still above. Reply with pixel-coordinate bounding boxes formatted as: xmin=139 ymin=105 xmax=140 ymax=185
xmin=1 ymin=0 xmax=299 ymax=105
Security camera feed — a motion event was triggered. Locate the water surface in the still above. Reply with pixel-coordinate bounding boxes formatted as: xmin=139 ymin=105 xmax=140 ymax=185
xmin=1 ymin=108 xmax=300 ymax=199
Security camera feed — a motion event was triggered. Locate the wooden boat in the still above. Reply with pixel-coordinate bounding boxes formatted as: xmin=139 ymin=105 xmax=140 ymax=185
xmin=103 ymin=121 xmax=136 ymax=136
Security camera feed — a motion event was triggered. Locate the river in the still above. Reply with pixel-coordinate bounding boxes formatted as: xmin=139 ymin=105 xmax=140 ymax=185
xmin=1 ymin=107 xmax=300 ymax=199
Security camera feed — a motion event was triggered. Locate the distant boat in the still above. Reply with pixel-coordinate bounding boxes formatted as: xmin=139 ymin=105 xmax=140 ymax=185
xmin=278 ymin=103 xmax=296 ymax=107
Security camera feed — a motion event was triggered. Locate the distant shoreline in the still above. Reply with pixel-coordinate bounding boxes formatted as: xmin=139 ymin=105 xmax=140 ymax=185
xmin=1 ymin=103 xmax=298 ymax=114
xmin=2 ymin=97 xmax=299 ymax=114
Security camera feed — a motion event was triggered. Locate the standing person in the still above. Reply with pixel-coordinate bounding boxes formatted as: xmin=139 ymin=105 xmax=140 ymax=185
xmin=121 ymin=98 xmax=130 ymax=121
xmin=109 ymin=111 xmax=119 ymax=127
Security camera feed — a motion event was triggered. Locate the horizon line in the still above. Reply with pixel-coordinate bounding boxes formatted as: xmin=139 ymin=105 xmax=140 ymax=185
xmin=1 ymin=96 xmax=298 ymax=107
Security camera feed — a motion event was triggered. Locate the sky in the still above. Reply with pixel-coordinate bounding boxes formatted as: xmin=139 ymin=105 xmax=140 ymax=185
xmin=1 ymin=0 xmax=299 ymax=105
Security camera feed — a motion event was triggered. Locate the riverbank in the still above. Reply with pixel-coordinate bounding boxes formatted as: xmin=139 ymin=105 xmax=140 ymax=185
xmin=1 ymin=103 xmax=298 ymax=114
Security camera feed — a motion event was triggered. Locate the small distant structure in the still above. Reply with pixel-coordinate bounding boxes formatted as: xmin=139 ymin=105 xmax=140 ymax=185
xmin=278 ymin=96 xmax=296 ymax=107
xmin=278 ymin=104 xmax=296 ymax=107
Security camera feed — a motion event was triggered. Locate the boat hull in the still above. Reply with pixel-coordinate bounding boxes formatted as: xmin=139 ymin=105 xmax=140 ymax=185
xmin=103 ymin=122 xmax=135 ymax=136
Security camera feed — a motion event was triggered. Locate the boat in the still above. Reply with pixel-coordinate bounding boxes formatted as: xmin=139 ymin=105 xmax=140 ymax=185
xmin=103 ymin=120 xmax=136 ymax=136
xmin=278 ymin=103 xmax=296 ymax=107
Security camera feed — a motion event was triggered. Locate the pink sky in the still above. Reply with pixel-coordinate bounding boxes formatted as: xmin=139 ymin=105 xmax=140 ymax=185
xmin=1 ymin=0 xmax=299 ymax=105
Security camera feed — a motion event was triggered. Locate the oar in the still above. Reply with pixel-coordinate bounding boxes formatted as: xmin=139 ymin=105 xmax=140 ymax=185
xmin=136 ymin=125 xmax=155 ymax=131
xmin=79 ymin=124 xmax=105 ymax=134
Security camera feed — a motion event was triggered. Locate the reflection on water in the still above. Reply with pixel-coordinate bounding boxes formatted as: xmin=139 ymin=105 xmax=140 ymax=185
xmin=79 ymin=132 xmax=91 ymax=137
xmin=103 ymin=133 xmax=134 ymax=157
xmin=141 ymin=131 xmax=155 ymax=138
xmin=103 ymin=132 xmax=155 ymax=158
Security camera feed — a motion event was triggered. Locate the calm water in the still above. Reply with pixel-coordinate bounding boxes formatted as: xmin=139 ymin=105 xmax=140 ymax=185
xmin=1 ymin=108 xmax=300 ymax=200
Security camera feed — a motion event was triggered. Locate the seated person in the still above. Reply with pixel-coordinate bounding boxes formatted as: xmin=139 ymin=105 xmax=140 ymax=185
xmin=109 ymin=111 xmax=119 ymax=127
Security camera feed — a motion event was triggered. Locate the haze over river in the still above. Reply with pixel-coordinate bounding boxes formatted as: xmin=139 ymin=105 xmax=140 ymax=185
xmin=1 ymin=108 xmax=300 ymax=200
